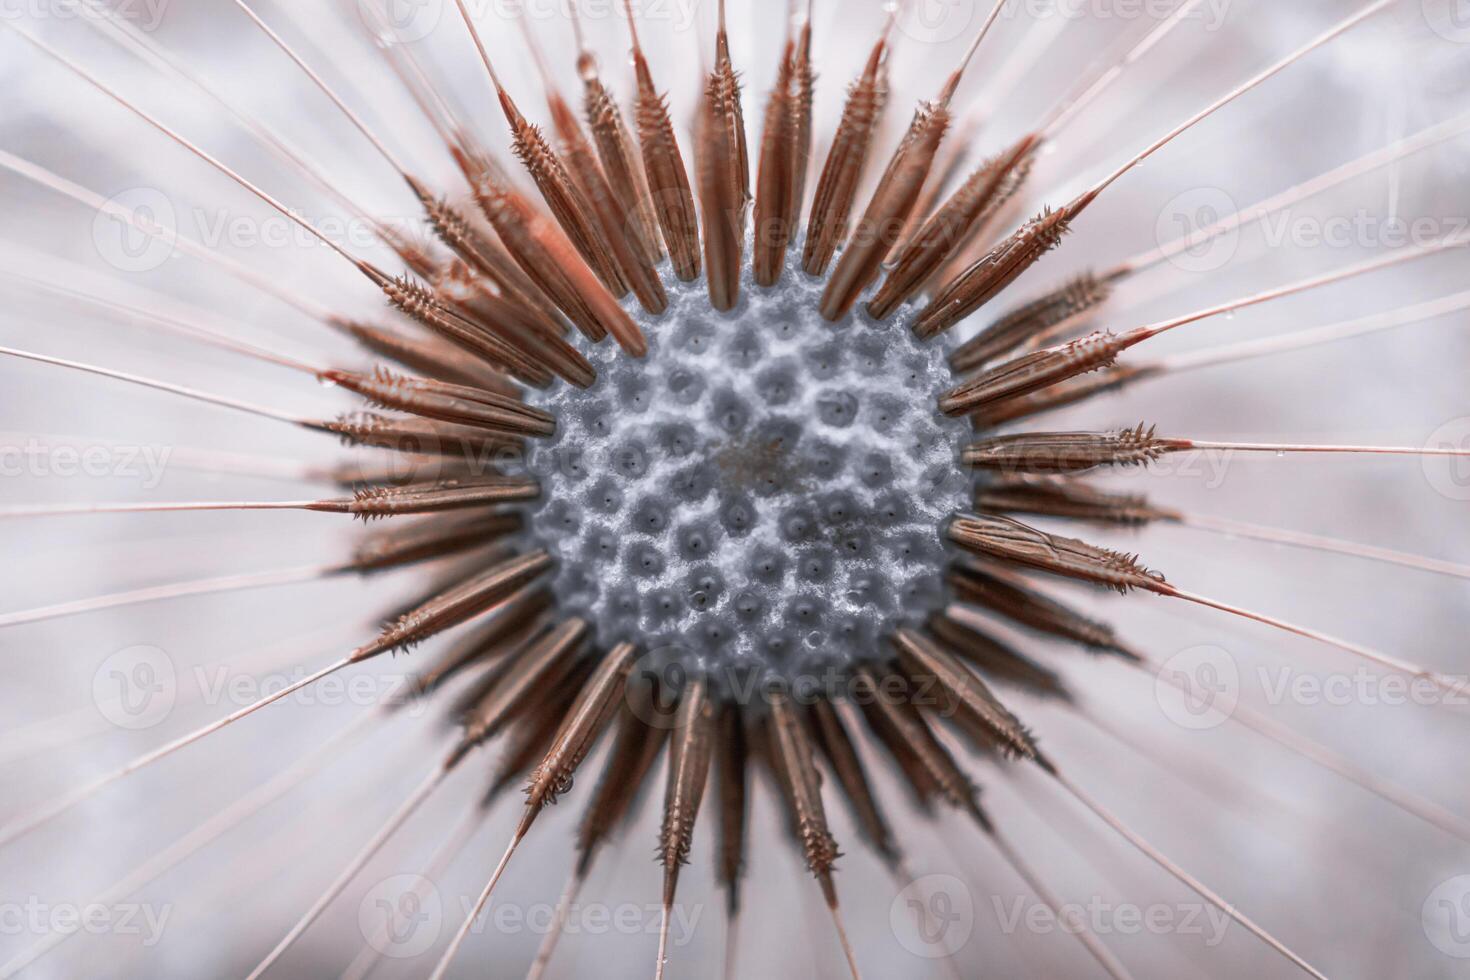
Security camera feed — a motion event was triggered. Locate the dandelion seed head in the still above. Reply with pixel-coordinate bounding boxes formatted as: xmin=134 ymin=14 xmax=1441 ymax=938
xmin=527 ymin=246 xmax=968 ymax=688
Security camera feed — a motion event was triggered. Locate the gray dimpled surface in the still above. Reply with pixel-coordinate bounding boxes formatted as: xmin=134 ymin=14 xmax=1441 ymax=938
xmin=527 ymin=262 xmax=968 ymax=690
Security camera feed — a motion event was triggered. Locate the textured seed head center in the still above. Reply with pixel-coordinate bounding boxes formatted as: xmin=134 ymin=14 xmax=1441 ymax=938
xmin=527 ymin=259 xmax=969 ymax=695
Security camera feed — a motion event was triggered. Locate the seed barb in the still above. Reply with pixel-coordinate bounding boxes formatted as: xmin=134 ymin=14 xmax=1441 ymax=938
xmin=767 ymin=691 xmax=861 ymax=980
xmin=854 ymin=667 xmax=984 ymax=818
xmin=339 ymin=317 xmax=513 ymax=393
xmin=789 ymin=5 xmax=816 ymax=227
xmin=817 ymin=0 xmax=1012 ymax=321
xmin=698 ymin=10 xmax=750 ymax=310
xmin=374 ymin=272 xmax=559 ymax=388
xmin=714 ymin=701 xmax=751 ymax=915
xmin=402 ymin=590 xmax=555 ymax=701
xmin=947 ymin=562 xmax=1140 ymax=659
xmin=529 ymin=687 xmax=665 ymax=980
xmin=496 ymin=683 xmax=597 ymax=811
xmin=967 ymin=366 xmax=1145 ymax=427
xmin=336 ymin=475 xmax=541 ymax=521
xmin=868 ymin=132 xmax=1039 ymax=319
xmin=967 ymin=425 xmax=1470 ymax=474
xmin=913 ymin=203 xmax=1079 ymax=338
xmin=752 ymin=9 xmax=808 ymax=287
xmin=526 ymin=641 xmax=639 ymax=811
xmin=321 ymin=368 xmax=559 ymax=437
xmin=431 ymin=641 xmax=637 ymax=980
xmin=803 ymin=23 xmax=891 ymax=275
xmin=623 ymin=0 xmax=702 ymax=281
xmin=820 ymin=100 xmax=952 ymax=321
xmin=808 ymin=699 xmax=899 ymax=867
xmin=920 ymin=0 xmax=1396 ymax=328
xmin=893 ymin=628 xmax=1038 ymax=760
xmin=975 ymin=476 xmax=1177 ymax=527
xmin=321 ymin=413 xmax=520 ymax=461
xmin=448 ymin=0 xmax=627 ymax=295
xmin=572 ymin=4 xmax=664 ymax=267
xmin=411 ymin=186 xmax=568 ymax=337
xmin=656 ymin=680 xmax=714 ymax=980
xmin=928 ymin=610 xmax=1073 ymax=702
xmin=577 ymin=684 xmax=669 ymax=876
xmin=941 ymin=329 xmax=1128 ymax=415
xmin=473 ymin=176 xmax=649 ymax=357
xmin=446 ymin=619 xmax=589 ymax=768
xmin=948 ymin=514 xmax=1166 ymax=594
xmin=503 ymin=91 xmax=632 ymax=299
xmin=963 ymin=424 xmax=1168 ymax=475
xmin=515 ymin=16 xmax=656 ymax=310
xmin=353 ymin=550 xmax=553 ymax=660
xmin=545 ymin=81 xmax=669 ymax=314
xmin=948 ymin=270 xmax=1118 ymax=371
xmin=350 ymin=511 xmax=524 ymax=574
